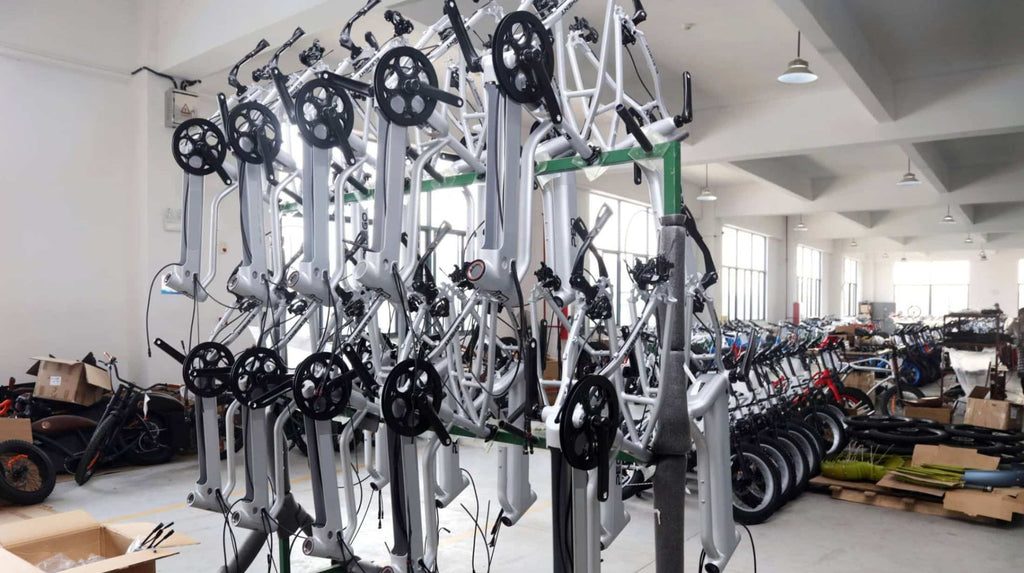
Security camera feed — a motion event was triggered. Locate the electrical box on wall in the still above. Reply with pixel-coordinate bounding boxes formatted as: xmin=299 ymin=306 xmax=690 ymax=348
xmin=165 ymin=89 xmax=199 ymax=127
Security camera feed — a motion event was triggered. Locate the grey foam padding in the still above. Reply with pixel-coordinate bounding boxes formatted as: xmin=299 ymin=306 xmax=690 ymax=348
xmin=651 ymin=349 xmax=690 ymax=453
xmin=658 ymin=214 xmax=690 ymax=351
xmin=653 ymin=455 xmax=689 ymax=573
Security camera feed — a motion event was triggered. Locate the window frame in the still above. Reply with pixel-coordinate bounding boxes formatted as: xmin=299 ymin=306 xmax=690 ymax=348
xmin=893 ymin=260 xmax=970 ymax=317
xmin=841 ymin=257 xmax=860 ymax=318
xmin=721 ymin=226 xmax=767 ymax=320
xmin=796 ymin=245 xmax=823 ymax=318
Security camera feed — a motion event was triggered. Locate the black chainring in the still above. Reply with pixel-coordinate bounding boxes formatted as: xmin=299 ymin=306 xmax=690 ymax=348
xmin=558 ymin=374 xmax=620 ymax=471
xmin=226 ymin=101 xmax=283 ymax=164
xmin=381 ymin=358 xmax=444 ymax=437
xmin=373 ymin=46 xmax=439 ymax=127
xmin=182 ymin=342 xmax=234 ymax=398
xmin=229 ymin=347 xmax=287 ymax=405
xmin=491 ymin=11 xmax=554 ymax=105
xmin=172 ymin=118 xmax=228 ymax=178
xmin=292 ymin=352 xmax=354 ymax=420
xmin=294 ymin=79 xmax=355 ymax=150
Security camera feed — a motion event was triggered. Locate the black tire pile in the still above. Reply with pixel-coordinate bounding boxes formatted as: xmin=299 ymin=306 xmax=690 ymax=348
xmin=847 ymin=415 xmax=1024 ymax=468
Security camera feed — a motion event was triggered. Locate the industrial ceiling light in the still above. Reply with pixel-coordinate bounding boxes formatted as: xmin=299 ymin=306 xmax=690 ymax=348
xmin=897 ymin=157 xmax=921 ymax=186
xmin=979 ymin=249 xmax=988 ymax=262
xmin=964 ymin=234 xmax=974 ymax=244
xmin=697 ymin=164 xmax=717 ymax=201
xmin=793 ymin=215 xmax=808 ymax=231
xmin=778 ymin=31 xmax=818 ymax=84
xmin=942 ymin=205 xmax=955 ymax=223
xmin=882 ymin=252 xmax=889 ymax=259
xmin=849 ymin=238 xmax=858 ymax=247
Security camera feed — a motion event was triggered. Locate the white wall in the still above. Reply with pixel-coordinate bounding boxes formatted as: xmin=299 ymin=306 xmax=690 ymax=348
xmin=0 ymin=53 xmax=140 ymax=378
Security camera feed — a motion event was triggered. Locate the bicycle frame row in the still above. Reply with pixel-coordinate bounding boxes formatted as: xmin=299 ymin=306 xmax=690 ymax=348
xmin=154 ymin=1 xmax=739 ymax=572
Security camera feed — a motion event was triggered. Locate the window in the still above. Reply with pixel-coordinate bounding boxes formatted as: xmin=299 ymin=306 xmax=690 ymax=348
xmin=721 ymin=226 xmax=767 ymax=320
xmin=893 ymin=260 xmax=969 ymax=317
xmin=841 ymin=258 xmax=860 ymax=317
xmin=796 ymin=245 xmax=822 ymax=318
xmin=588 ymin=191 xmax=657 ymax=321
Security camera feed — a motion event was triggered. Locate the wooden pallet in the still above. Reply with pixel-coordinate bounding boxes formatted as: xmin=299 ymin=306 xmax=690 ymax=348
xmin=809 ymin=476 xmax=990 ymax=522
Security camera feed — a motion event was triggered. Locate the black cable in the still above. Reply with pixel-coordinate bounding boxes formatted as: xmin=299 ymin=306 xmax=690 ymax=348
xmin=740 ymin=523 xmax=758 ymax=573
xmin=145 ymin=263 xmax=177 ymax=357
xmin=131 ymin=66 xmax=181 ymax=90
xmin=624 ymin=45 xmax=656 ymax=104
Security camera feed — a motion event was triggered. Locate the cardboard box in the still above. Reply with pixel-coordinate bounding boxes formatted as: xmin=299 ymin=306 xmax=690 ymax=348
xmin=843 ymin=371 xmax=876 ymax=394
xmin=964 ymin=396 xmax=1024 ymax=431
xmin=0 ymin=419 xmax=32 ymax=443
xmin=904 ymin=404 xmax=953 ymax=424
xmin=26 ymin=358 xmax=110 ymax=407
xmin=0 ymin=510 xmax=196 ymax=573
xmin=910 ymin=445 xmax=1000 ymax=471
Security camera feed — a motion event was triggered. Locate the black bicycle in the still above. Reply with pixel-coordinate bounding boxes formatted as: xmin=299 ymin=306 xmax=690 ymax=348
xmin=74 ymin=355 xmax=178 ymax=485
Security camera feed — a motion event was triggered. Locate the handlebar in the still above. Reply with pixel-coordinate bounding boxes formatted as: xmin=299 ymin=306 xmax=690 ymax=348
xmin=339 ymin=0 xmax=383 ymax=58
xmin=679 ymin=205 xmax=717 ymax=291
xmin=229 ymin=39 xmax=271 ymax=96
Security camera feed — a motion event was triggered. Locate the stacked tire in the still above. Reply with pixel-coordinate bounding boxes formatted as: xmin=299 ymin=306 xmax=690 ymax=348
xmin=848 ymin=416 xmax=1024 ymax=468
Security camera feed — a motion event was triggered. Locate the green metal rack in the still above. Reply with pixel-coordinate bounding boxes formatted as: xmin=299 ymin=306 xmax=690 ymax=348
xmin=290 ymin=140 xmax=684 ymax=572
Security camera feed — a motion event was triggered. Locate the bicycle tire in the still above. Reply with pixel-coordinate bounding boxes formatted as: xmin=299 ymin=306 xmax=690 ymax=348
xmin=772 ymin=432 xmax=810 ymax=493
xmin=75 ymin=416 xmax=121 ymax=485
xmin=781 ymin=427 xmax=820 ymax=480
xmin=803 ymin=408 xmax=848 ymax=456
xmin=838 ymin=387 xmax=875 ymax=416
xmin=865 ymin=425 xmax=948 ymax=445
xmin=846 ymin=415 xmax=914 ymax=431
xmin=756 ymin=437 xmax=797 ymax=503
xmin=124 ymin=411 xmax=176 ymax=466
xmin=731 ymin=445 xmax=781 ymax=525
xmin=0 ymin=440 xmax=56 ymax=505
xmin=946 ymin=424 xmax=1024 ymax=444
xmin=788 ymin=418 xmax=827 ymax=461
xmin=877 ymin=385 xmax=925 ymax=417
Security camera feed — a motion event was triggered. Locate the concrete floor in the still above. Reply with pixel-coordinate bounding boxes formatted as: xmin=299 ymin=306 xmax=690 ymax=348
xmin=40 ymin=438 xmax=1024 ymax=573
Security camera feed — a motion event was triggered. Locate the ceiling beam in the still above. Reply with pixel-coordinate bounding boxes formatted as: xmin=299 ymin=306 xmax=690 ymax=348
xmin=684 ymin=63 xmax=1024 ymax=166
xmin=900 ymin=142 xmax=952 ymax=192
xmin=773 ymin=0 xmax=895 ymax=121
xmin=729 ymin=159 xmax=814 ymax=200
xmin=835 ymin=211 xmax=875 ymax=229
xmin=950 ymin=203 xmax=975 ymax=225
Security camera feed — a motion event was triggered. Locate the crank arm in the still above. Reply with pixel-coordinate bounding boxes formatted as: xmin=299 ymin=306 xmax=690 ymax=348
xmin=412 ymin=83 xmax=464 ymax=108
xmin=523 ymin=52 xmax=562 ymax=124
xmin=320 ymin=71 xmax=374 ymax=98
xmin=421 ymin=400 xmax=452 ymax=446
xmin=324 ymin=112 xmax=357 ymax=165
xmin=442 ymin=0 xmax=482 ymax=73
xmin=270 ymin=67 xmax=297 ymax=124
xmin=342 ymin=344 xmax=377 ymax=395
xmin=257 ymin=133 xmax=279 ymax=186
xmin=596 ymin=428 xmax=611 ymax=502
xmin=247 ymin=380 xmax=293 ymax=410
xmin=153 ymin=338 xmax=186 ymax=364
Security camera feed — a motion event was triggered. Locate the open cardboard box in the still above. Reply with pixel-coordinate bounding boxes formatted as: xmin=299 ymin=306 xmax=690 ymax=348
xmin=0 ymin=510 xmax=196 ymax=573
xmin=964 ymin=386 xmax=1024 ymax=431
xmin=27 ymin=358 xmax=111 ymax=407
xmin=876 ymin=445 xmax=1024 ymax=521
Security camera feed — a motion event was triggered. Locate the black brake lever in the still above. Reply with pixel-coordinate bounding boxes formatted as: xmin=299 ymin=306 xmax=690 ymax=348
xmin=339 ymin=0 xmax=382 ymax=57
xmin=229 ymin=39 xmax=271 ymax=96
xmin=616 ymin=104 xmax=652 ymax=152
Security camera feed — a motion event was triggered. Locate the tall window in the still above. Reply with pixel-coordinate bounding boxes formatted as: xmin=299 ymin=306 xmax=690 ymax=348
xmin=841 ymin=258 xmax=860 ymax=317
xmin=721 ymin=226 xmax=766 ymax=320
xmin=796 ymin=245 xmax=823 ymax=318
xmin=588 ymin=191 xmax=657 ymax=321
xmin=893 ymin=260 xmax=969 ymax=317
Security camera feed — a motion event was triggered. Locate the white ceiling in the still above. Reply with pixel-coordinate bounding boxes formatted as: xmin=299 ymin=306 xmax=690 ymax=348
xmin=7 ymin=0 xmax=1022 ymax=254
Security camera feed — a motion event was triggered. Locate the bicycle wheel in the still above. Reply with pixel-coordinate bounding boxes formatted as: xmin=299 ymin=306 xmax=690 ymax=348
xmin=803 ymin=408 xmax=848 ymax=456
xmin=877 ymin=385 xmax=925 ymax=417
xmin=75 ymin=416 xmax=121 ymax=485
xmin=773 ymin=432 xmax=810 ymax=493
xmin=865 ymin=425 xmax=948 ymax=445
xmin=756 ymin=438 xmax=796 ymax=504
xmin=124 ymin=411 xmax=175 ymax=466
xmin=783 ymin=423 xmax=823 ymax=477
xmin=838 ymin=388 xmax=875 ymax=416
xmin=946 ymin=424 xmax=1024 ymax=444
xmin=731 ymin=445 xmax=781 ymax=525
xmin=0 ymin=440 xmax=56 ymax=505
